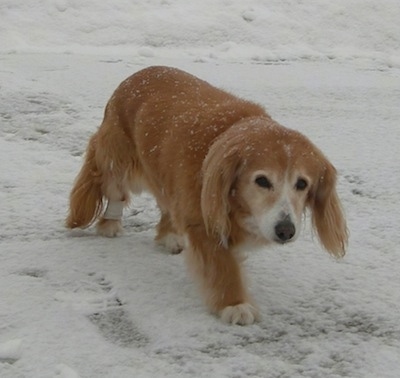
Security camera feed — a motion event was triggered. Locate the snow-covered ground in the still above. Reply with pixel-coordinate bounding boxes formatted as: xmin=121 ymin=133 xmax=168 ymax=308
xmin=2 ymin=0 xmax=400 ymax=68
xmin=1 ymin=1 xmax=400 ymax=377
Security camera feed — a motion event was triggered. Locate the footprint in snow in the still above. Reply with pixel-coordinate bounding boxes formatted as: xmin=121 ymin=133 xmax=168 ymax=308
xmin=56 ymin=364 xmax=80 ymax=378
xmin=0 ymin=339 xmax=23 ymax=364
xmin=344 ymin=174 xmax=377 ymax=199
xmin=55 ymin=273 xmax=148 ymax=348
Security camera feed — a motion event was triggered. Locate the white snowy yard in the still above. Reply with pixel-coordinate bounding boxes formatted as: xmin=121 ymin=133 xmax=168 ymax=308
xmin=1 ymin=1 xmax=400 ymax=378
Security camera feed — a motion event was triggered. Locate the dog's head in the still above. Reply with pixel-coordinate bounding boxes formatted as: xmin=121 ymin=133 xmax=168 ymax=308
xmin=201 ymin=117 xmax=348 ymax=257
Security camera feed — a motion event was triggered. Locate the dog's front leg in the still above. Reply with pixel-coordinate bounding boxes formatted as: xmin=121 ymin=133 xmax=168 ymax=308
xmin=185 ymin=227 xmax=260 ymax=325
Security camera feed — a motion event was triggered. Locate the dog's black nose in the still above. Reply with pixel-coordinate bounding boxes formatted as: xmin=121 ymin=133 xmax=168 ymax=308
xmin=275 ymin=220 xmax=295 ymax=242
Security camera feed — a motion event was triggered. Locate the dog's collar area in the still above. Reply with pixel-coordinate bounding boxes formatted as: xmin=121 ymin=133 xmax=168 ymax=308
xmin=103 ymin=200 xmax=124 ymax=220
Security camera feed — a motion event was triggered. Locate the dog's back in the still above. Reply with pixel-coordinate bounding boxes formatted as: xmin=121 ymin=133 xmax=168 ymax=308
xmin=104 ymin=66 xmax=267 ymax=151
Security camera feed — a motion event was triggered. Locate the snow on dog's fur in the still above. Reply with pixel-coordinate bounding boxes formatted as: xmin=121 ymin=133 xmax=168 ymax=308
xmin=66 ymin=66 xmax=348 ymax=325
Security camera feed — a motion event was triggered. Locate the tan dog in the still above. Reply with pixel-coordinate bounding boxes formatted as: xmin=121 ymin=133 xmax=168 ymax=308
xmin=66 ymin=66 xmax=348 ymax=325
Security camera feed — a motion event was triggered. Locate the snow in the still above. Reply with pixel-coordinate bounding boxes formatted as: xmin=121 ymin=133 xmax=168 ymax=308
xmin=56 ymin=364 xmax=80 ymax=378
xmin=1 ymin=0 xmax=400 ymax=67
xmin=0 ymin=340 xmax=22 ymax=363
xmin=1 ymin=1 xmax=400 ymax=377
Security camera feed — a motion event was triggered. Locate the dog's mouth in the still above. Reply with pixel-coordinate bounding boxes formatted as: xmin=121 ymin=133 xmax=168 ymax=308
xmin=273 ymin=236 xmax=296 ymax=245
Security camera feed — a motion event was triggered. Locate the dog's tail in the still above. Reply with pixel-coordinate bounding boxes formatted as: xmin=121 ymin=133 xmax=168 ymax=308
xmin=66 ymin=134 xmax=105 ymax=229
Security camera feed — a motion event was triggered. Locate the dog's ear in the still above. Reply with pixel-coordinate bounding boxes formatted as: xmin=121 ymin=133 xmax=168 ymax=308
xmin=201 ymin=137 xmax=241 ymax=245
xmin=309 ymin=161 xmax=348 ymax=258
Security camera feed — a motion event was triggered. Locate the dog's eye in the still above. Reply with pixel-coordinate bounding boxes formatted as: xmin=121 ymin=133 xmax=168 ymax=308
xmin=295 ymin=178 xmax=308 ymax=191
xmin=255 ymin=175 xmax=273 ymax=189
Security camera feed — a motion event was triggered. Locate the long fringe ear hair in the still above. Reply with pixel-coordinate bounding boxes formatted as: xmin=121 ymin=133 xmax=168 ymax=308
xmin=309 ymin=161 xmax=348 ymax=258
xmin=201 ymin=136 xmax=242 ymax=245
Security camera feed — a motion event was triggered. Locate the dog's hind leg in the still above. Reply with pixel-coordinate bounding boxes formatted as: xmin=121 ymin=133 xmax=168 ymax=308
xmin=66 ymin=130 xmax=134 ymax=237
xmin=67 ymin=90 xmax=144 ymax=237
xmin=96 ymin=178 xmax=127 ymax=237
xmin=95 ymin=135 xmax=138 ymax=237
xmin=155 ymin=211 xmax=184 ymax=254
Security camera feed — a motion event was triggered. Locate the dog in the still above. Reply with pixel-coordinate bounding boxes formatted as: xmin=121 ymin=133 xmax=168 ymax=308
xmin=66 ymin=66 xmax=348 ymax=325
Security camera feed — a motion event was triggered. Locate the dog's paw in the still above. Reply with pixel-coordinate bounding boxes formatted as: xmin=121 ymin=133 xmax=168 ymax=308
xmin=220 ymin=303 xmax=260 ymax=325
xmin=96 ymin=219 xmax=123 ymax=237
xmin=156 ymin=232 xmax=184 ymax=254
